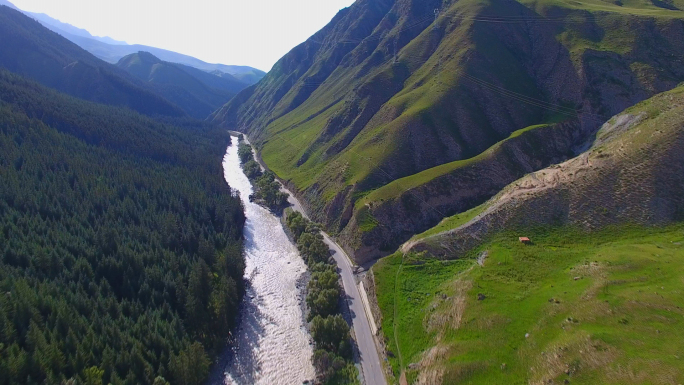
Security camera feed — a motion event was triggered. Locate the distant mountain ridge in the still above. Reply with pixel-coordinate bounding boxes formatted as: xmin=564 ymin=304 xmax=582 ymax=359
xmin=117 ymin=51 xmax=248 ymax=119
xmin=25 ymin=10 xmax=128 ymax=46
xmin=0 ymin=0 xmax=16 ymax=10
xmin=68 ymin=35 xmax=266 ymax=83
xmin=0 ymin=0 xmax=266 ymax=84
xmin=0 ymin=5 xmax=186 ymax=117
xmin=0 ymin=0 xmax=126 ymax=45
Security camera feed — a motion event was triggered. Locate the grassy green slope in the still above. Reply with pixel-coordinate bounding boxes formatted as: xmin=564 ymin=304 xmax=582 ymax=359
xmin=371 ymin=82 xmax=684 ymax=384
xmin=408 ymin=84 xmax=684 ymax=255
xmin=360 ymin=124 xmax=552 ymax=205
xmin=337 ymin=121 xmax=583 ymax=263
xmin=214 ymin=0 xmax=684 ymax=265
xmin=339 ymin=0 xmax=684 ymax=261
xmin=374 ymin=225 xmax=684 ymax=384
xmin=522 ymin=0 xmax=684 ymax=15
xmin=253 ymin=0 xmax=546 ymax=199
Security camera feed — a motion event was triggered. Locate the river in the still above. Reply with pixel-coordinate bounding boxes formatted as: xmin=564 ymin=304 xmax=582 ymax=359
xmin=208 ymin=137 xmax=315 ymax=385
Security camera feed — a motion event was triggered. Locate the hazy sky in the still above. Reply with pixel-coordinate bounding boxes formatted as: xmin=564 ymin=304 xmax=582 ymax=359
xmin=9 ymin=0 xmax=355 ymax=71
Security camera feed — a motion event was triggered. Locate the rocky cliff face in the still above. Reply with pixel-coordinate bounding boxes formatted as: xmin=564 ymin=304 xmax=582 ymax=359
xmin=341 ymin=121 xmax=585 ymax=264
xmin=211 ymin=0 xmax=684 ymax=263
xmin=341 ymin=8 xmax=684 ymax=264
xmin=407 ymin=86 xmax=684 ymax=258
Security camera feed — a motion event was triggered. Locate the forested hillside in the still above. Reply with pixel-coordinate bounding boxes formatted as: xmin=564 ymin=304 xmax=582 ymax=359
xmin=0 ymin=70 xmax=245 ymax=385
xmin=117 ymin=52 xmax=247 ymax=119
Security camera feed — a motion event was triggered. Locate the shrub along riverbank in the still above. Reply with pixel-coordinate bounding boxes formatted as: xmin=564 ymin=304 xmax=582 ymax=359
xmin=237 ymin=136 xmax=358 ymax=384
xmin=286 ymin=211 xmax=359 ymax=385
xmin=237 ymin=137 xmax=288 ymax=212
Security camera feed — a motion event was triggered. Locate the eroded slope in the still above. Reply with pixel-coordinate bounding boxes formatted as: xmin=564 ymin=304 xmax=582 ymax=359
xmin=408 ymin=84 xmax=684 ymax=257
xmin=213 ymin=0 xmax=684 ymax=263
xmin=371 ymin=85 xmax=684 ymax=384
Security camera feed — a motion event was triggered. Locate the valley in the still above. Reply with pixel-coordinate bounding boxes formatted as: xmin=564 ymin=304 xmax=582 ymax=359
xmin=1 ymin=0 xmax=684 ymax=384
xmin=211 ymin=0 xmax=684 ymax=383
xmin=213 ymin=0 xmax=684 ymax=266
xmin=234 ymin=134 xmax=385 ymax=385
xmin=209 ymin=138 xmax=315 ymax=384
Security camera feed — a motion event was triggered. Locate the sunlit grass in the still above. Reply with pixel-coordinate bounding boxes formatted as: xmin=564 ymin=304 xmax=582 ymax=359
xmin=374 ymin=224 xmax=684 ymax=383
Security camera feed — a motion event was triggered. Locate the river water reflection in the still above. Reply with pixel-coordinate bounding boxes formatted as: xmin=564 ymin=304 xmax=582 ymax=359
xmin=208 ymin=137 xmax=314 ymax=385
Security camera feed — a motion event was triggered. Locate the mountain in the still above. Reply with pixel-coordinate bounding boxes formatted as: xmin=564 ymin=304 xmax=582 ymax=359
xmin=211 ymin=0 xmax=684 ymax=264
xmin=0 ymin=0 xmax=127 ymax=45
xmin=60 ymin=34 xmax=267 ymax=82
xmin=0 ymin=0 xmax=16 ymax=9
xmin=0 ymin=68 xmax=245 ymax=384
xmin=25 ymin=10 xmax=128 ymax=45
xmin=117 ymin=51 xmax=244 ymax=94
xmin=117 ymin=51 xmax=248 ymax=119
xmin=0 ymin=5 xmax=185 ymax=117
xmin=0 ymin=0 xmax=266 ymax=84
xmin=369 ymin=83 xmax=684 ymax=385
xmin=212 ymin=69 xmax=264 ymax=86
xmin=408 ymin=84 xmax=684 ymax=257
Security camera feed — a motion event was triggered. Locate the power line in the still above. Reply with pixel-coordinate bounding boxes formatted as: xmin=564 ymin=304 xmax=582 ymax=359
xmin=397 ymin=51 xmax=611 ymax=124
xmin=231 ymin=52 xmax=609 ymax=222
xmin=306 ymin=8 xmax=616 ymax=49
xmin=227 ymin=12 xmax=619 ymax=231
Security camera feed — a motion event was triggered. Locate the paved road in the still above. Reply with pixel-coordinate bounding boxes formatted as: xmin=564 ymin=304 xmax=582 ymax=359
xmin=238 ymin=134 xmax=386 ymax=385
xmin=320 ymin=232 xmax=387 ymax=385
xmin=285 ymin=191 xmax=386 ymax=385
